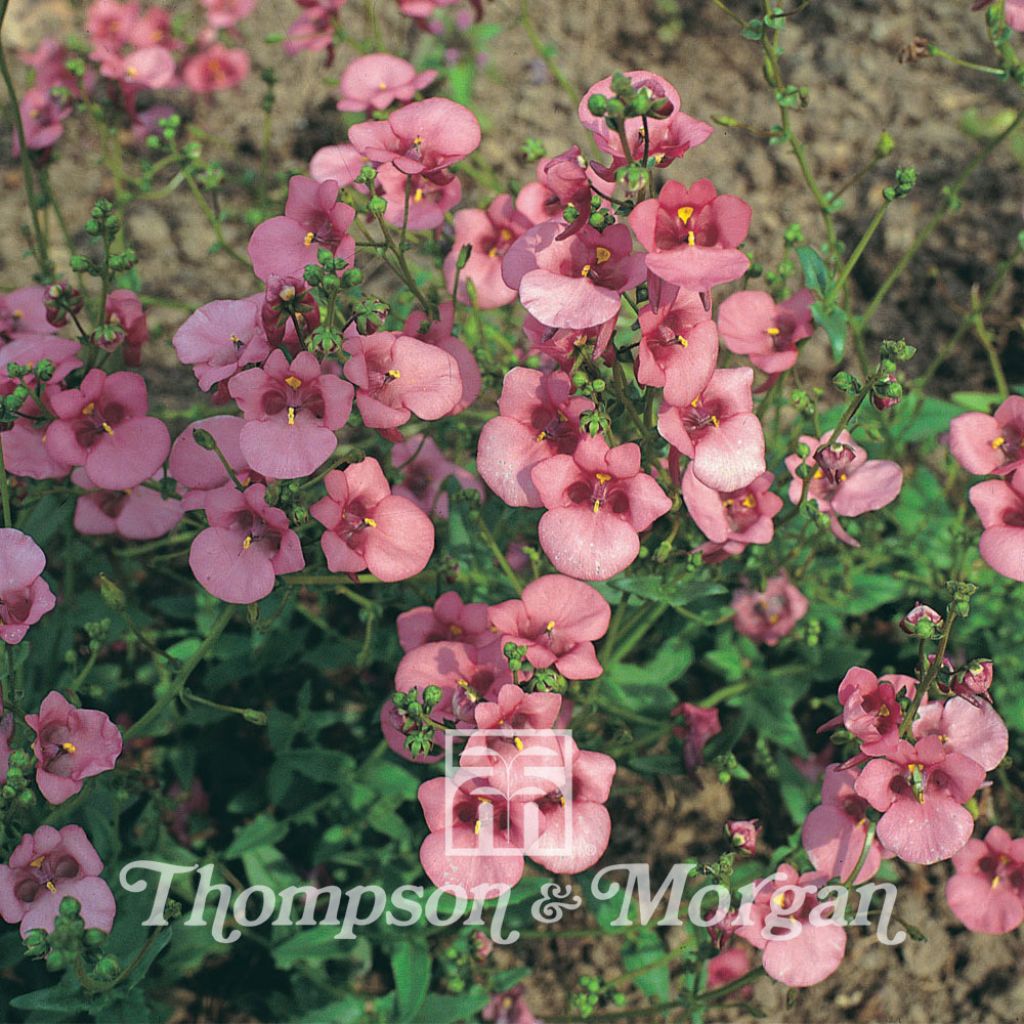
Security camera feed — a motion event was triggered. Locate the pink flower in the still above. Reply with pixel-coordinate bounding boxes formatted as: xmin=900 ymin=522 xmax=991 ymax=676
xmin=228 ymin=350 xmax=354 ymax=479
xmin=476 ymin=368 xmax=593 ymax=508
xmin=104 ymin=289 xmax=148 ymax=366
xmin=535 ymin=146 xmax=593 ymax=233
xmin=182 ymin=44 xmax=251 ymax=94
xmin=397 ymin=591 xmax=492 ymax=651
xmin=629 ymin=179 xmax=751 ymax=293
xmin=390 ymin=435 xmax=483 ymax=517
xmin=717 ymin=289 xmax=814 ymax=374
xmin=348 ymin=97 xmax=481 ymax=179
xmin=336 ymin=53 xmax=437 ymax=112
xmin=785 ymin=431 xmax=903 ymax=547
xmin=831 ymin=667 xmax=915 ymax=754
xmin=658 ymin=367 xmax=766 ymax=492
xmin=726 ymin=819 xmax=761 ymax=855
xmin=913 ymin=696 xmax=1008 ymax=773
xmin=0 ymin=825 xmax=116 ymax=937
xmin=283 ymin=0 xmax=343 ymax=56
xmin=522 ymin=314 xmax=616 ymax=372
xmin=72 ymin=468 xmax=183 ymax=540
xmin=949 ymin=395 xmax=1024 ymax=476
xmin=169 ymin=416 xmax=255 ymax=511
xmin=310 ymin=459 xmax=434 ymax=581
xmin=635 ymin=290 xmax=718 ymax=405
xmin=26 ymin=692 xmax=122 ymax=805
xmin=374 ymin=163 xmax=462 ymax=231
xmin=309 ymin=143 xmax=364 ymax=187
xmin=342 ymin=331 xmax=462 ymax=432
xmin=969 ymin=469 xmax=1024 ymax=581
xmin=502 ymin=221 xmax=645 ymax=331
xmin=706 ymin=946 xmax=753 ymax=995
xmin=0 ymin=529 xmax=56 ymax=644
xmin=671 ymin=701 xmax=721 ymax=771
xmin=488 ymin=574 xmax=611 ymax=680
xmin=532 ymin=434 xmax=673 ymax=580
xmin=482 ymin=985 xmax=538 ymax=1024
xmin=0 ymin=285 xmax=54 ymax=341
xmin=802 ymin=765 xmax=882 ymax=883
xmin=99 ymin=46 xmax=176 ymax=89
xmin=201 ymin=0 xmax=256 ymax=29
xmin=947 ymin=826 xmax=1024 ymax=933
xmin=15 ymin=86 xmax=71 ymax=154
xmin=444 ymin=195 xmax=532 ymax=308
xmin=854 ymin=736 xmax=985 ymax=864
xmin=683 ymin=468 xmax=782 ymax=549
xmin=733 ymin=863 xmax=847 ymax=988
xmin=731 ymin=572 xmax=808 ymax=646
xmin=172 ymin=296 xmax=271 ymax=392
xmin=577 ymin=71 xmax=712 ymax=170
xmin=247 ymin=176 xmax=356 ymax=282
xmin=403 ymin=304 xmax=481 ymax=413
xmin=189 ymin=482 xmax=304 ymax=603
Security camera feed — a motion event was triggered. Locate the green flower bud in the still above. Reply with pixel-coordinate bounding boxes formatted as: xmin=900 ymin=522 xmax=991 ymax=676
xmin=59 ymin=897 xmax=81 ymax=919
xmin=92 ymin=954 xmax=120 ymax=981
xmin=368 ymin=196 xmax=388 ymax=216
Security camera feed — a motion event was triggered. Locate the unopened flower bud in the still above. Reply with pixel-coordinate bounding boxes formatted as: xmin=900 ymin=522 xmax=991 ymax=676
xmin=960 ymin=659 xmax=994 ymax=696
xmin=872 ymin=373 xmax=902 ymax=409
xmin=92 ymin=955 xmax=120 ymax=981
xmin=191 ymin=428 xmax=217 ymax=451
xmin=368 ymin=196 xmax=388 ymax=216
xmin=725 ymin=819 xmax=760 ymax=855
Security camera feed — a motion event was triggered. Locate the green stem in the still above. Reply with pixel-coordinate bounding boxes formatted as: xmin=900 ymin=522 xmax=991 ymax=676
xmin=699 ymin=966 xmax=767 ymax=1004
xmin=519 ymin=0 xmax=582 ymax=108
xmin=843 ymin=818 xmax=876 ymax=889
xmin=831 ymin=199 xmax=890 ymax=296
xmin=972 ymin=311 xmax=1010 ymax=400
xmin=899 ymin=608 xmax=957 ymax=739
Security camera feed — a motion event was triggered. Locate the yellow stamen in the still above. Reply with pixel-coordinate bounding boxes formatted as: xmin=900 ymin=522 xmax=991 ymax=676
xmin=242 ymin=534 xmax=253 ymax=550
xmin=741 ymin=495 xmax=756 ymax=509
xmin=125 ymin=65 xmax=138 ymax=79
xmin=992 ymin=436 xmax=1006 ymax=449
xmin=513 ymin=736 xmax=524 ymax=751
xmin=449 ymin=624 xmax=463 ymax=636
xmin=101 ymin=422 xmax=114 ymax=435
xmin=546 ymin=620 xmax=556 ymax=632
xmin=61 ymin=742 xmax=77 ymax=754
xmin=412 ymin=135 xmax=424 ymax=146
xmin=677 ymin=206 xmax=694 ymax=224
xmin=595 ymin=472 xmax=612 ymax=484
xmin=677 ymin=335 xmax=688 ymax=347
xmin=559 ymin=795 xmax=566 ymax=806
xmin=595 ymin=246 xmax=611 ymax=264
xmin=767 ymin=326 xmax=780 ymax=335
xmin=710 ymin=415 xmax=720 ymax=428
xmin=723 ymin=498 xmax=734 ymax=509
xmin=46 ymin=881 xmax=57 ymax=893
xmin=30 ymin=855 xmax=45 ymax=869
xmin=363 ymin=517 xmax=377 ymax=528
xmin=284 ymin=375 xmax=303 ymax=390
xmin=812 ymin=468 xmax=824 ymax=480
xmin=687 ymin=230 xmax=696 ymax=247
xmin=536 ymin=430 xmax=547 ymax=442
xmin=474 ymin=819 xmax=482 ymax=835
xmin=412 ymin=188 xmax=424 ymax=203
xmin=993 ymin=876 xmax=1002 ymax=888
xmin=82 ymin=402 xmax=95 ymax=416
xmin=378 ymin=80 xmax=388 ymax=90
xmin=229 ymin=333 xmax=241 ymax=345
xmin=768 ymin=613 xmax=780 ymax=625
xmin=838 ymin=471 xmax=848 ymax=482
xmin=593 ymin=499 xmax=601 ymax=513
xmin=690 ymin=395 xmax=701 ymax=408
xmin=580 ymin=264 xmax=592 ymax=277
xmin=386 ymin=369 xmax=401 ymax=379
xmin=487 ymin=246 xmax=499 ymax=258
xmin=12 ymin=309 xmax=23 ymax=320
xmin=287 ymin=407 xmax=296 ymax=426
xmin=303 ymin=231 xmax=315 ymax=247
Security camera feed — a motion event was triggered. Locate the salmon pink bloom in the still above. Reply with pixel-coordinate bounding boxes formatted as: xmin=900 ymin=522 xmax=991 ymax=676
xmin=444 ymin=195 xmax=532 ymax=308
xmin=532 ymin=434 xmax=672 ymax=580
xmin=248 ymin=176 xmax=356 ymax=282
xmin=733 ymin=863 xmax=847 ymax=988
xmin=949 ymin=396 xmax=1024 ymax=476
xmin=731 ymin=572 xmax=808 ymax=647
xmin=348 ymin=97 xmax=481 ymax=180
xmin=308 ymin=143 xmax=364 ymax=187
xmin=72 ymin=468 xmax=183 ymax=541
xmin=706 ymin=947 xmax=753 ymax=995
xmin=336 ymin=53 xmax=437 ymax=112
xmin=375 ymin=163 xmax=462 ymax=231
xmin=802 ymin=765 xmax=883 ymax=883
xmin=403 ymin=304 xmax=480 ymax=413
xmin=726 ymin=819 xmax=761 ymax=856
xmin=482 ymin=986 xmax=538 ymax=1024
xmin=283 ymin=0 xmax=345 ymax=57
xmin=830 ymin=667 xmax=916 ymax=754
xmin=310 ymin=459 xmax=434 ymax=581
xmin=201 ymin=0 xmax=256 ymax=28
xmin=947 ymin=826 xmax=1024 ymax=933
xmin=502 ymin=222 xmax=645 ymax=331
xmin=670 ymin=701 xmax=721 ymax=771
xmin=658 ymin=367 xmax=766 ymax=492
xmin=397 ymin=591 xmax=492 ymax=651
xmin=172 ymin=295 xmax=270 ymax=392
xmin=785 ymin=431 xmax=903 ymax=547
xmin=342 ymin=331 xmax=462 ymax=432
xmin=854 ymin=736 xmax=985 ymax=864
xmin=629 ymin=179 xmax=751 ymax=293
xmin=189 ymin=482 xmax=304 ymax=603
xmin=0 ymin=529 xmax=56 ymax=644
xmin=683 ymin=468 xmax=782 ymax=549
xmin=476 ymin=368 xmax=593 ymax=508
xmin=390 ymin=435 xmax=482 ymax=518
xmin=635 ymin=290 xmax=718 ymax=405
xmin=169 ymin=416 xmax=255 ymax=511
xmin=0 ymin=825 xmax=116 ymax=937
xmin=99 ymin=46 xmax=176 ymax=89
xmin=536 ymin=146 xmax=593 ymax=234
xmin=228 ymin=350 xmax=353 ymax=479
xmin=0 ymin=285 xmax=54 ymax=341
xmin=522 ymin=314 xmax=616 ymax=372
xmin=15 ymin=86 xmax=71 ymax=154
xmin=26 ymin=692 xmax=122 ymax=805
xmin=488 ymin=574 xmax=611 ymax=680
xmin=913 ymin=696 xmax=1008 ymax=772
xmin=969 ymin=469 xmax=1024 ymax=581
xmin=577 ymin=71 xmax=712 ymax=169
xmin=717 ymin=288 xmax=814 ymax=374
xmin=182 ymin=44 xmax=251 ymax=94
xmin=104 ymin=289 xmax=148 ymax=366
xmin=45 ymin=369 xmax=170 ymax=490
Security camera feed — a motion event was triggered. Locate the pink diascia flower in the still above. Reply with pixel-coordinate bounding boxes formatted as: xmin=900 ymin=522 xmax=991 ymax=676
xmin=391 ymin=435 xmax=483 ymax=518
xmin=502 ymin=221 xmax=645 ymax=331
xmin=912 ymin=696 xmax=1008 ymax=773
xmin=0 ymin=529 xmax=56 ymax=644
xmin=342 ymin=331 xmax=462 ymax=432
xmin=0 ymin=285 xmax=54 ymax=341
xmin=104 ymin=289 xmax=148 ymax=366
xmin=309 ymin=143 xmax=364 ymax=188
xmin=169 ymin=415 xmax=255 ymax=511
xmin=374 ymin=163 xmax=462 ymax=231
xmin=182 ymin=44 xmax=251 ymax=94
xmin=189 ymin=482 xmax=304 ymax=603
xmin=172 ymin=295 xmax=270 ymax=392
xmin=201 ymin=0 xmax=256 ymax=29
xmin=248 ymin=176 xmax=356 ymax=282
xmin=830 ymin=667 xmax=916 ymax=755
xmin=785 ymin=431 xmax=903 ymax=547
xmin=947 ymin=826 xmax=1024 ymax=934
xmin=348 ymin=97 xmax=480 ymax=180
xmin=336 ymin=52 xmax=437 ymax=112
xmin=949 ymin=396 xmax=1024 ymax=476
xmin=969 ymin=468 xmax=1024 ymax=582
xmin=577 ymin=70 xmax=713 ymax=170
xmin=854 ymin=736 xmax=986 ymax=864
xmin=46 ymin=369 xmax=171 ymax=490
xmin=683 ymin=468 xmax=782 ymax=551
xmin=635 ymin=290 xmax=718 ymax=406
xmin=482 ymin=985 xmax=539 ymax=1024
xmin=629 ymin=179 xmax=751 ymax=293
xmin=706 ymin=946 xmax=753 ymax=996
xmin=726 ymin=819 xmax=761 ymax=856
xmin=731 ymin=572 xmax=808 ymax=647
xmin=802 ymin=765 xmax=883 ymax=884
xmin=397 ymin=591 xmax=492 ymax=651
xmin=733 ymin=863 xmax=847 ymax=988
xmin=403 ymin=304 xmax=481 ymax=414
xmin=477 ymin=367 xmax=593 ymax=508
xmin=15 ymin=86 xmax=72 ymax=154
xmin=228 ymin=350 xmax=354 ymax=479
xmin=0 ymin=825 xmax=116 ymax=937
xmin=670 ymin=701 xmax=721 ymax=771
xmin=532 ymin=434 xmax=672 ymax=580
xmin=717 ymin=288 xmax=814 ymax=374
xmin=310 ymin=459 xmax=434 ymax=581
xmin=488 ymin=574 xmax=611 ymax=680
xmin=72 ymin=468 xmax=183 ymax=541
xmin=658 ymin=367 xmax=766 ymax=492
xmin=26 ymin=692 xmax=122 ymax=805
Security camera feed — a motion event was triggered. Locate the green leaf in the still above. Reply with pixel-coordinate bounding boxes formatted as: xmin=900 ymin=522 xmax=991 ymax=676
xmin=811 ymin=301 xmax=848 ymax=361
xmin=392 ymin=940 xmax=432 ymax=1023
xmin=842 ymin=572 xmax=906 ymax=615
xmin=628 ymin=754 xmax=682 ymax=775
xmin=224 ymin=813 xmax=288 ymax=858
xmin=951 ymin=391 xmax=999 ymax=412
xmin=796 ymin=245 xmax=829 ymax=293
xmin=416 ymin=989 xmax=493 ymax=1024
